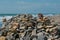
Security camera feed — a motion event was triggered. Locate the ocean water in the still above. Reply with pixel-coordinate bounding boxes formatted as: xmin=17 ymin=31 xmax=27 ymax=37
xmin=0 ymin=14 xmax=17 ymax=27
xmin=0 ymin=13 xmax=59 ymax=27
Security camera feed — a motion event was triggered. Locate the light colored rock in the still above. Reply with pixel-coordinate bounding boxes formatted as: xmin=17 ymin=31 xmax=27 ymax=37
xmin=0 ymin=36 xmax=6 ymax=40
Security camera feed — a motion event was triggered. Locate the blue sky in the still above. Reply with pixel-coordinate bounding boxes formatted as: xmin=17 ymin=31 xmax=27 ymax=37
xmin=0 ymin=0 xmax=60 ymax=13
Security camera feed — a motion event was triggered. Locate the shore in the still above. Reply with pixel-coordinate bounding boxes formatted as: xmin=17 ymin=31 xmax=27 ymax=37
xmin=49 ymin=15 xmax=60 ymax=29
xmin=0 ymin=14 xmax=60 ymax=40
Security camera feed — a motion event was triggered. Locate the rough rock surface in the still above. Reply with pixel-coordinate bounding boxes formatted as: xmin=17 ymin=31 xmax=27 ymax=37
xmin=0 ymin=14 xmax=60 ymax=40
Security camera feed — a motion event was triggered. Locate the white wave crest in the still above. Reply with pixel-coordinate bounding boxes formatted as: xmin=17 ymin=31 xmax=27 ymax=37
xmin=0 ymin=16 xmax=12 ymax=22
xmin=44 ymin=14 xmax=54 ymax=16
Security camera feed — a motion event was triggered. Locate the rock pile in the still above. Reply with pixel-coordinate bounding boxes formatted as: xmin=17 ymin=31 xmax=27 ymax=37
xmin=0 ymin=14 xmax=60 ymax=40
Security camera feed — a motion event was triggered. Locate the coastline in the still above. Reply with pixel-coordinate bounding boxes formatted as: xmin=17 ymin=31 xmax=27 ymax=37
xmin=0 ymin=14 xmax=60 ymax=40
xmin=0 ymin=14 xmax=60 ymax=27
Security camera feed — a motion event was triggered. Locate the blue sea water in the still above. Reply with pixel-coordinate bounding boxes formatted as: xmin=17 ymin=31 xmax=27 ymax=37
xmin=0 ymin=13 xmax=60 ymax=27
xmin=0 ymin=14 xmax=17 ymax=27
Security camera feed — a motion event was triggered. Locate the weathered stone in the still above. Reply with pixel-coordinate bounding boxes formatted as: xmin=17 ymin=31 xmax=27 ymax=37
xmin=0 ymin=36 xmax=6 ymax=40
xmin=0 ymin=14 xmax=59 ymax=40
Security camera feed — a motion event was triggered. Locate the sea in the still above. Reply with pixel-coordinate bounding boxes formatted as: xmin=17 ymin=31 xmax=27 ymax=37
xmin=0 ymin=13 xmax=60 ymax=27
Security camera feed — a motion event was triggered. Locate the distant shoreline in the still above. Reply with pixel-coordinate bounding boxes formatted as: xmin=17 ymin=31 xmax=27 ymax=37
xmin=0 ymin=13 xmax=60 ymax=16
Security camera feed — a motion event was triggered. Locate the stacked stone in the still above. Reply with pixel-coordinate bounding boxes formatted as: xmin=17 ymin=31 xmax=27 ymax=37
xmin=0 ymin=14 xmax=60 ymax=40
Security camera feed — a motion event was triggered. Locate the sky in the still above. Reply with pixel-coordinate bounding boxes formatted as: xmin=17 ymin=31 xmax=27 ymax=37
xmin=0 ymin=0 xmax=60 ymax=13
